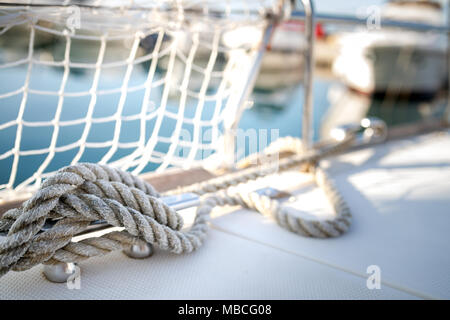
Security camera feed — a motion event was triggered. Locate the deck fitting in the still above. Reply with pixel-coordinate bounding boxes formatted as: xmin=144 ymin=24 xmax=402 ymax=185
xmin=43 ymin=263 xmax=78 ymax=283
xmin=123 ymin=243 xmax=154 ymax=259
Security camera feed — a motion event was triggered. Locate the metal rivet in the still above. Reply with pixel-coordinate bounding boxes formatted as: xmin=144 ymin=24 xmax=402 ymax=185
xmin=123 ymin=242 xmax=153 ymax=259
xmin=43 ymin=262 xmax=77 ymax=283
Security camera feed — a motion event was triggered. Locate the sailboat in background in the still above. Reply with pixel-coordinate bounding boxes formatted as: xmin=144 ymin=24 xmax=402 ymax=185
xmin=333 ymin=0 xmax=447 ymax=96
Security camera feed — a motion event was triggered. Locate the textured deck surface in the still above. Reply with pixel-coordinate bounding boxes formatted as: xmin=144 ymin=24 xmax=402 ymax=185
xmin=1 ymin=130 xmax=449 ymax=299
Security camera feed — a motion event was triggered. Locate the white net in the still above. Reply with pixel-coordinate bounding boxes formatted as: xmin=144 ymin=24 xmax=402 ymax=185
xmin=0 ymin=0 xmax=282 ymax=200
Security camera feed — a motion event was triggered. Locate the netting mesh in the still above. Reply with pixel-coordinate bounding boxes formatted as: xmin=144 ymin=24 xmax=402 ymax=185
xmin=0 ymin=0 xmax=279 ymax=200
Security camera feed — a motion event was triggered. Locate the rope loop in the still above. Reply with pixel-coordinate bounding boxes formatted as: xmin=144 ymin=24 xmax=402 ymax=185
xmin=0 ymin=137 xmax=354 ymax=278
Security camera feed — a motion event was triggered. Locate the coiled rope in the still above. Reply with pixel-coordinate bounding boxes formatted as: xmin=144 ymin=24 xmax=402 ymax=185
xmin=0 ymin=136 xmax=353 ymax=277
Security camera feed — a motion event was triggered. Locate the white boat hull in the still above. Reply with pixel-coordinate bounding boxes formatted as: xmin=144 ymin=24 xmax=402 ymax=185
xmin=333 ymin=43 xmax=447 ymax=95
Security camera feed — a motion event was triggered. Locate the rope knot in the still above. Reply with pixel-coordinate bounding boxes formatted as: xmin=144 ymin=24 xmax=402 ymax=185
xmin=0 ymin=136 xmax=354 ymax=279
xmin=0 ymin=163 xmax=209 ymax=276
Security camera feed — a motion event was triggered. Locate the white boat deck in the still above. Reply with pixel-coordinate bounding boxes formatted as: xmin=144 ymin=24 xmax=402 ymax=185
xmin=1 ymin=130 xmax=449 ymax=299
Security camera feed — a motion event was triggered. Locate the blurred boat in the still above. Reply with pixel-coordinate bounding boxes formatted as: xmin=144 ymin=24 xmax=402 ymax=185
xmin=254 ymin=20 xmax=305 ymax=91
xmin=225 ymin=20 xmax=334 ymax=93
xmin=255 ymin=20 xmax=336 ymax=91
xmin=233 ymin=20 xmax=334 ymax=108
xmin=332 ymin=0 xmax=447 ymax=96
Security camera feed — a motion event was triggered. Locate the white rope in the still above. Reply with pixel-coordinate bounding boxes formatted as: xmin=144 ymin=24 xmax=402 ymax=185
xmin=0 ymin=136 xmax=354 ymax=277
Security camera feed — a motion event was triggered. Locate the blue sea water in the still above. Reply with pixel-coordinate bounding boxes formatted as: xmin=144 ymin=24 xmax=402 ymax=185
xmin=0 ymin=58 xmax=332 ymax=187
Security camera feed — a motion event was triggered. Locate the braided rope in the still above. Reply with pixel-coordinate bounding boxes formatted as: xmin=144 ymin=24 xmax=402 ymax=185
xmin=0 ymin=137 xmax=354 ymax=278
xmin=0 ymin=164 xmax=207 ymax=276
